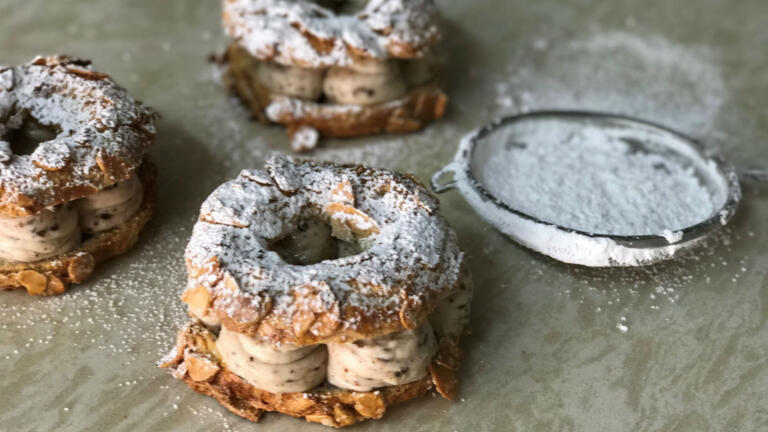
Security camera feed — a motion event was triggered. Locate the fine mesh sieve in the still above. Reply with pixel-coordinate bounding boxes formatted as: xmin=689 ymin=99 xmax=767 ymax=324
xmin=431 ymin=111 xmax=745 ymax=267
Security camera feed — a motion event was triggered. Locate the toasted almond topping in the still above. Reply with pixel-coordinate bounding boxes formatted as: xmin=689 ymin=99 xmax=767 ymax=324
xmin=67 ymin=252 xmax=95 ymax=283
xmin=18 ymin=270 xmax=47 ymax=296
xmin=46 ymin=276 xmax=66 ymax=295
xmin=182 ymin=285 xmax=212 ymax=319
xmin=353 ymin=393 xmax=386 ymax=418
xmin=429 ymin=362 xmax=457 ymax=400
xmin=329 ymin=179 xmax=355 ymax=205
xmin=184 ymin=352 xmax=220 ymax=382
xmin=323 ymin=202 xmax=379 ymax=241
xmin=65 ymin=67 xmax=110 ymax=81
xmin=292 ymin=282 xmax=340 ymax=338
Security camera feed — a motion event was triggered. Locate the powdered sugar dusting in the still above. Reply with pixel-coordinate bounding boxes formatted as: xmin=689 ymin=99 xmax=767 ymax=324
xmin=0 ymin=57 xmax=156 ymax=215
xmin=0 ymin=223 xmax=190 ymax=424
xmin=493 ymin=30 xmax=726 ymax=139
xmin=224 ymin=0 xmax=440 ymax=68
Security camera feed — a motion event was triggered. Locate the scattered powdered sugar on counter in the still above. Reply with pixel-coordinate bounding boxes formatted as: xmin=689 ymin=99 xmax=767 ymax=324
xmin=493 ymin=30 xmax=727 ymax=139
xmin=479 ymin=118 xmax=719 ymax=236
xmin=0 ymin=224 xmax=190 ymax=360
xmin=615 ymin=316 xmax=629 ymax=333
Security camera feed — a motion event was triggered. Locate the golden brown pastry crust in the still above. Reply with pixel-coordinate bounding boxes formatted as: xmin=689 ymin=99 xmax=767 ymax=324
xmin=0 ymin=161 xmax=156 ymax=295
xmin=183 ymin=156 xmax=468 ymax=346
xmin=223 ymin=43 xmax=447 ymax=149
xmin=160 ymin=321 xmax=462 ymax=428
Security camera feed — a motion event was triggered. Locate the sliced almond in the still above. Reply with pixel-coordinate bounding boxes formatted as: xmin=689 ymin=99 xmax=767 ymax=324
xmin=31 ymin=142 xmax=71 ymax=171
xmin=95 ymin=151 xmax=130 ymax=181
xmin=223 ymin=273 xmax=240 ymax=292
xmin=329 ymin=179 xmax=354 ymax=205
xmin=66 ymin=67 xmax=110 ymax=81
xmin=220 ymin=292 xmax=273 ymax=331
xmin=353 ymin=392 xmax=386 ymax=419
xmin=46 ymin=276 xmax=66 ymax=296
xmin=398 ymin=290 xmax=424 ymax=329
xmin=68 ymin=252 xmax=95 ymax=283
xmin=186 ymin=256 xmax=222 ymax=282
xmin=181 ymin=285 xmax=212 ymax=318
xmin=184 ymin=352 xmax=220 ymax=382
xmin=291 ymin=281 xmax=340 ymax=339
xmin=18 ymin=270 xmax=47 ymax=296
xmin=305 ymin=413 xmax=336 ymax=427
xmin=429 ymin=362 xmax=458 ymax=400
xmin=282 ymin=396 xmax=315 ymax=412
xmin=323 ymin=202 xmax=379 ymax=242
xmin=332 ymin=405 xmax=357 ymax=427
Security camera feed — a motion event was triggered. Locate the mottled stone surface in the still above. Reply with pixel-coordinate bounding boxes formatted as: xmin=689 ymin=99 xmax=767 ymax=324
xmin=1 ymin=0 xmax=768 ymax=430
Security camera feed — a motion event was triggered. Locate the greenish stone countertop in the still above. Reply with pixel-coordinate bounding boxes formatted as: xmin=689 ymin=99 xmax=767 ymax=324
xmin=1 ymin=1 xmax=767 ymax=430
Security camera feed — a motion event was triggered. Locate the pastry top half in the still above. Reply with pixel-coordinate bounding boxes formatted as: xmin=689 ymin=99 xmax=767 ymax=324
xmin=183 ymin=154 xmax=466 ymax=346
xmin=222 ymin=0 xmax=442 ymax=69
xmin=0 ymin=56 xmax=157 ymax=217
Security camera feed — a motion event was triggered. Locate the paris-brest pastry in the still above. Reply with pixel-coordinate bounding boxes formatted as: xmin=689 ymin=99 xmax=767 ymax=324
xmin=0 ymin=56 xmax=156 ymax=295
xmin=161 ymin=155 xmax=471 ymax=427
xmin=222 ymin=0 xmax=447 ymax=151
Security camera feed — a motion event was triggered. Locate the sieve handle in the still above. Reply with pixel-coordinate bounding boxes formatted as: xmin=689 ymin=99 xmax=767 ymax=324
xmin=738 ymin=168 xmax=768 ymax=184
xmin=431 ymin=163 xmax=459 ymax=193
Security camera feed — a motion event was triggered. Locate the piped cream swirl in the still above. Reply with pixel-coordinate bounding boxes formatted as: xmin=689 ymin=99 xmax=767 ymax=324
xmin=327 ymin=323 xmax=437 ymax=392
xmin=76 ymin=174 xmax=142 ymax=234
xmin=323 ymin=59 xmax=407 ymax=106
xmin=0 ymin=203 xmax=80 ymax=262
xmin=0 ymin=173 xmax=143 ymax=262
xmin=216 ymin=326 xmax=327 ymax=393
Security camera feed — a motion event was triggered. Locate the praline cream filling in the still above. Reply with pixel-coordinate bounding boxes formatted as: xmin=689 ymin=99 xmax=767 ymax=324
xmin=214 ymin=322 xmax=438 ymax=394
xmin=252 ymin=54 xmax=439 ymax=106
xmin=323 ymin=59 xmax=407 ymax=105
xmin=0 ymin=203 xmax=80 ymax=262
xmin=216 ymin=326 xmax=327 ymax=393
xmin=327 ymin=323 xmax=437 ymax=392
xmin=0 ymin=173 xmax=143 ymax=262
xmin=430 ymin=283 xmax=472 ymax=340
xmin=256 ymin=61 xmax=325 ymax=101
xmin=76 ymin=174 xmax=143 ymax=234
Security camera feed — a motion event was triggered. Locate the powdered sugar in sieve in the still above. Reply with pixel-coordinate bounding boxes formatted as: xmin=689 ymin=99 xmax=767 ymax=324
xmin=432 ymin=111 xmax=742 ymax=267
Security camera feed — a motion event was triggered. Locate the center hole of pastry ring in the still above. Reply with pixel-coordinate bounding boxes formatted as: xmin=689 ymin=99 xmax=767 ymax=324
xmin=0 ymin=109 xmax=60 ymax=157
xmin=314 ymin=0 xmax=368 ymax=15
xmin=268 ymin=217 xmax=367 ymax=266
